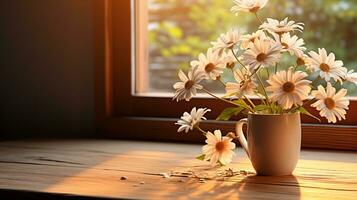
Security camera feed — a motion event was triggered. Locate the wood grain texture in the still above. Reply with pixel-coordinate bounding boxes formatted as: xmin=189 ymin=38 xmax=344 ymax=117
xmin=0 ymin=140 xmax=356 ymax=200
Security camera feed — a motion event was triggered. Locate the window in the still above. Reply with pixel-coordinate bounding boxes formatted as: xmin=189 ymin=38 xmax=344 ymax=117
xmin=95 ymin=0 xmax=357 ymax=150
xmin=136 ymin=0 xmax=357 ymax=96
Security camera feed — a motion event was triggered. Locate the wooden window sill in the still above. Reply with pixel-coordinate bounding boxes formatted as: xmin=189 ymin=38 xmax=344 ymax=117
xmin=0 ymin=140 xmax=356 ymax=199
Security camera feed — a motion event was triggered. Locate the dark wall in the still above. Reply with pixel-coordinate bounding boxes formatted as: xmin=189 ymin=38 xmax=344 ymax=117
xmin=0 ymin=0 xmax=95 ymax=138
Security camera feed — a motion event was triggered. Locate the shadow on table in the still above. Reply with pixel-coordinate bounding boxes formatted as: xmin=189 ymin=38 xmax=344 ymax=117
xmin=172 ymin=174 xmax=301 ymax=200
xmin=235 ymin=175 xmax=301 ymax=199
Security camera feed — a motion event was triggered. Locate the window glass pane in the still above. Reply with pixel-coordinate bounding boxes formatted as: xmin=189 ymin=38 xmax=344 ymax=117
xmin=136 ymin=0 xmax=357 ymax=95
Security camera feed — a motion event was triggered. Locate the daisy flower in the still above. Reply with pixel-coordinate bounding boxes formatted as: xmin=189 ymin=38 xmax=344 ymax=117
xmin=279 ymin=33 xmax=306 ymax=57
xmin=267 ymin=69 xmax=311 ymax=109
xmin=240 ymin=30 xmax=267 ymax=49
xmin=241 ymin=37 xmax=282 ymax=70
xmin=175 ymin=107 xmax=211 ymax=133
xmin=308 ymin=48 xmax=347 ymax=83
xmin=260 ymin=18 xmax=304 ymax=35
xmin=296 ymin=53 xmax=310 ymax=67
xmin=311 ymin=83 xmax=350 ymax=123
xmin=225 ymin=69 xmax=256 ymax=97
xmin=345 ymin=70 xmax=357 ymax=85
xmin=190 ymin=48 xmax=226 ymax=80
xmin=211 ymin=29 xmax=242 ymax=55
xmin=231 ymin=0 xmax=268 ymax=14
xmin=202 ymin=130 xmax=236 ymax=166
xmin=173 ymin=66 xmax=205 ymax=102
xmin=222 ymin=51 xmax=237 ymax=69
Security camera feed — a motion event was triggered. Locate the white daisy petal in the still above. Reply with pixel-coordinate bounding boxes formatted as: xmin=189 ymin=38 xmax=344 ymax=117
xmin=175 ymin=107 xmax=211 ymax=133
xmin=241 ymin=37 xmax=282 ymax=70
xmin=260 ymin=18 xmax=304 ymax=35
xmin=190 ymin=48 xmax=226 ymax=80
xmin=267 ymin=69 xmax=311 ymax=109
xmin=231 ymin=0 xmax=268 ymax=14
xmin=173 ymin=66 xmax=205 ymax=102
xmin=202 ymin=130 xmax=236 ymax=167
xmin=311 ymin=84 xmax=350 ymax=123
xmin=307 ymin=48 xmax=346 ymax=83
xmin=211 ymin=29 xmax=242 ymax=54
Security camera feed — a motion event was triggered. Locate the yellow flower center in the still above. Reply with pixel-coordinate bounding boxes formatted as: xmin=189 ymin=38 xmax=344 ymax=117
xmin=281 ymin=42 xmax=289 ymax=49
xmin=275 ymin=26 xmax=287 ymax=35
xmin=256 ymin=53 xmax=267 ymax=62
xmin=184 ymin=80 xmax=195 ymax=90
xmin=205 ymin=63 xmax=215 ymax=73
xmin=226 ymin=62 xmax=235 ymax=69
xmin=320 ymin=63 xmax=330 ymax=72
xmin=325 ymin=98 xmax=336 ymax=109
xmin=215 ymin=141 xmax=226 ymax=152
xmin=297 ymin=57 xmax=305 ymax=66
xmin=283 ymin=82 xmax=295 ymax=93
xmin=249 ymin=6 xmax=260 ymax=13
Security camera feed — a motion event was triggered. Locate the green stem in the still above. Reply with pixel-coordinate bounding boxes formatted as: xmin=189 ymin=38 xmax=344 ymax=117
xmin=217 ymin=78 xmax=226 ymax=87
xmin=290 ymin=98 xmax=316 ymax=113
xmin=231 ymin=49 xmax=248 ymax=71
xmin=195 ymin=125 xmax=207 ymax=136
xmin=255 ymin=13 xmax=263 ymax=24
xmin=274 ymin=64 xmax=278 ymax=74
xmin=254 ymin=92 xmax=267 ymax=105
xmin=266 ymin=68 xmax=270 ymax=78
xmin=244 ymin=95 xmax=256 ymax=108
xmin=202 ymin=88 xmax=238 ymax=107
xmin=256 ymin=72 xmax=270 ymax=105
xmin=249 ymin=67 xmax=261 ymax=79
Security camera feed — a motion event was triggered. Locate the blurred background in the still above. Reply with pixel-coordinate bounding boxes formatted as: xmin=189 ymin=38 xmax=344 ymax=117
xmin=145 ymin=0 xmax=357 ymax=95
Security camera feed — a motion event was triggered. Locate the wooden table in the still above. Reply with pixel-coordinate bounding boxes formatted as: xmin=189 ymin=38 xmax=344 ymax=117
xmin=0 ymin=140 xmax=356 ymax=199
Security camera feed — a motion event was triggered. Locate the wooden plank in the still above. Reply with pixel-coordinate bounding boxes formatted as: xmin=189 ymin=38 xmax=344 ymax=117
xmin=0 ymin=140 xmax=356 ymax=199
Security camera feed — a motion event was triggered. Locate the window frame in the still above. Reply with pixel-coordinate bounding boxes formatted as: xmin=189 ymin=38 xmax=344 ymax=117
xmin=94 ymin=0 xmax=357 ymax=150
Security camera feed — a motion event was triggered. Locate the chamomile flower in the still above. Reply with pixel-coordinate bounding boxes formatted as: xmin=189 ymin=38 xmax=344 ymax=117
xmin=296 ymin=53 xmax=310 ymax=67
xmin=225 ymin=69 xmax=256 ymax=97
xmin=311 ymin=83 xmax=349 ymax=123
xmin=260 ymin=18 xmax=304 ymax=35
xmin=202 ymin=130 xmax=236 ymax=166
xmin=240 ymin=30 xmax=267 ymax=49
xmin=190 ymin=48 xmax=226 ymax=80
xmin=279 ymin=33 xmax=306 ymax=57
xmin=222 ymin=51 xmax=237 ymax=69
xmin=231 ymin=0 xmax=268 ymax=14
xmin=346 ymin=70 xmax=357 ymax=85
xmin=241 ymin=37 xmax=282 ymax=70
xmin=308 ymin=48 xmax=347 ymax=83
xmin=173 ymin=66 xmax=205 ymax=102
xmin=175 ymin=107 xmax=211 ymax=133
xmin=211 ymin=29 xmax=242 ymax=55
xmin=267 ymin=69 xmax=311 ymax=109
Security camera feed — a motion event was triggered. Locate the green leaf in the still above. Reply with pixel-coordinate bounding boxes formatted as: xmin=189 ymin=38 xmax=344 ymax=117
xmin=297 ymin=107 xmax=321 ymax=122
xmin=253 ymin=104 xmax=271 ymax=112
xmin=196 ymin=154 xmax=205 ymax=161
xmin=216 ymin=107 xmax=245 ymax=121
xmin=232 ymin=99 xmax=251 ymax=110
xmin=221 ymin=92 xmax=236 ymax=99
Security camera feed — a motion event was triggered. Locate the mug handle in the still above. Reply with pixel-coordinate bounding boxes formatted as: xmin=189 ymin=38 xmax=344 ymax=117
xmin=236 ymin=118 xmax=250 ymax=158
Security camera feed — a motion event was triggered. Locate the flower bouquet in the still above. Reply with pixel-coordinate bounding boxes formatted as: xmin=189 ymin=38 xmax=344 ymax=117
xmin=172 ymin=0 xmax=356 ymax=174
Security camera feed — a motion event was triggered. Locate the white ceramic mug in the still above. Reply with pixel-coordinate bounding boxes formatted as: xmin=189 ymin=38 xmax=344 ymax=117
xmin=236 ymin=112 xmax=301 ymax=176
